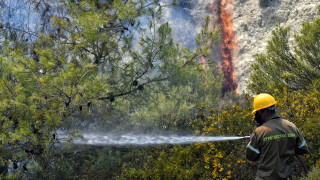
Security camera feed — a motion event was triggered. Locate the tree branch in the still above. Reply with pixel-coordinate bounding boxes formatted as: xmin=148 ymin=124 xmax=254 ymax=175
xmin=97 ymin=76 xmax=170 ymax=100
xmin=2 ymin=79 xmax=14 ymax=96
xmin=97 ymin=52 xmax=199 ymax=101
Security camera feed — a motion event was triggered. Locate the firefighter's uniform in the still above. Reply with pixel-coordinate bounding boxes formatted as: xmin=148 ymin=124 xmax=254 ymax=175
xmin=246 ymin=113 xmax=308 ymax=180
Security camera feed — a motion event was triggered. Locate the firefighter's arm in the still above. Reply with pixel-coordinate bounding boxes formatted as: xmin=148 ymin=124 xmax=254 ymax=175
xmin=246 ymin=132 xmax=260 ymax=162
xmin=295 ymin=128 xmax=309 ymax=155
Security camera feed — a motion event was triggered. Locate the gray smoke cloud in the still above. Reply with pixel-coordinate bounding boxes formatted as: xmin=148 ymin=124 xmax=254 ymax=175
xmin=161 ymin=0 xmax=213 ymax=49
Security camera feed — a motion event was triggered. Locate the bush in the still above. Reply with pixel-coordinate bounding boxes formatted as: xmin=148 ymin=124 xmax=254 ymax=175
xmin=119 ymin=87 xmax=320 ymax=179
xmin=301 ymin=166 xmax=320 ymax=180
xmin=119 ymin=95 xmax=257 ymax=179
xmin=271 ymin=82 xmax=320 ymax=168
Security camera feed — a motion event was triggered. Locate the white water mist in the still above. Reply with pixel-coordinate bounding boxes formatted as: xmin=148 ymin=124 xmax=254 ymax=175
xmin=72 ymin=133 xmax=250 ymax=146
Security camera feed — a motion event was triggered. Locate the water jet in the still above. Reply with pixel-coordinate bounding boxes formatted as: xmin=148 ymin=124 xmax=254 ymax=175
xmin=71 ymin=133 xmax=250 ymax=146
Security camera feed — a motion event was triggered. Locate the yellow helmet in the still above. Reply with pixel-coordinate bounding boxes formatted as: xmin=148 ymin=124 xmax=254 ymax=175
xmin=252 ymin=93 xmax=277 ymax=114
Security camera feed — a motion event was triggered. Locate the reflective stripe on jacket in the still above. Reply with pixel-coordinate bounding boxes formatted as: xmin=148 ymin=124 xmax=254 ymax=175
xmin=246 ymin=113 xmax=308 ymax=180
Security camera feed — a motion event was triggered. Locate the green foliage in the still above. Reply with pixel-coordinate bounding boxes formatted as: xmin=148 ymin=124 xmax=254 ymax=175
xmin=86 ymin=4 xmax=320 ymax=180
xmin=0 ymin=0 xmax=222 ymax=178
xmin=119 ymin=95 xmax=256 ymax=179
xmin=271 ymin=83 xmax=320 ymax=168
xmin=118 ymin=86 xmax=320 ymax=179
xmin=247 ymin=9 xmax=320 ymax=93
xmin=301 ymin=166 xmax=320 ymax=180
xmin=118 ymin=145 xmax=210 ymax=180
xmin=4 ymin=1 xmax=320 ymax=180
xmin=247 ymin=6 xmax=320 ymax=175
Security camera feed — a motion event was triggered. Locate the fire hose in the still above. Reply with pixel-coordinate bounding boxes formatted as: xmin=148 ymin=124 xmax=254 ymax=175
xmin=295 ymin=154 xmax=309 ymax=176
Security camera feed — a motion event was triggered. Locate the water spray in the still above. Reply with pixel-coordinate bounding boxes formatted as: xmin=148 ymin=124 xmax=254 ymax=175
xmin=71 ymin=134 xmax=250 ymax=146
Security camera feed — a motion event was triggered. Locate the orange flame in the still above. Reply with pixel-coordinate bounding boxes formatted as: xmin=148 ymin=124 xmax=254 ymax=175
xmin=220 ymin=0 xmax=237 ymax=93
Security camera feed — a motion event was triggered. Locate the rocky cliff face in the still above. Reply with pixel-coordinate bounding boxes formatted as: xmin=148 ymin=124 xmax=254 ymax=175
xmin=233 ymin=0 xmax=319 ymax=93
xmin=165 ymin=0 xmax=319 ymax=93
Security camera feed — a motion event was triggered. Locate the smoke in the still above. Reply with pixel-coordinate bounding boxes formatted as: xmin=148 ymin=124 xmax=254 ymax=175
xmin=162 ymin=0 xmax=238 ymax=93
xmin=161 ymin=0 xmax=213 ymax=49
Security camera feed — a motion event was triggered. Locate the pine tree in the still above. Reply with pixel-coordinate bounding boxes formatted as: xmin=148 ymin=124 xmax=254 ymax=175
xmin=0 ymin=0 xmax=222 ymax=178
xmin=247 ymin=5 xmax=320 ymax=93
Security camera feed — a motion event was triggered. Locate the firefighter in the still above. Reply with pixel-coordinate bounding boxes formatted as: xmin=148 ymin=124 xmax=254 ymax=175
xmin=246 ymin=93 xmax=309 ymax=180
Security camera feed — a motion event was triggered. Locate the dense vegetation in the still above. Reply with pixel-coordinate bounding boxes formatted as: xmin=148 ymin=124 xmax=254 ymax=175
xmin=0 ymin=0 xmax=319 ymax=179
